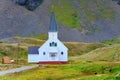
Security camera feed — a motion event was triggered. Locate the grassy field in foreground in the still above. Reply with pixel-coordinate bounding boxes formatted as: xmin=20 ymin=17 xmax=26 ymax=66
xmin=0 ymin=60 xmax=120 ymax=80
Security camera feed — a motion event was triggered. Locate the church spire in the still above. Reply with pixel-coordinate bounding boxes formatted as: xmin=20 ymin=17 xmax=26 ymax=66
xmin=49 ymin=12 xmax=57 ymax=32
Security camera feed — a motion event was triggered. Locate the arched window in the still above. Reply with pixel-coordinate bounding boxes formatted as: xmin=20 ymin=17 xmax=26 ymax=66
xmin=50 ymin=43 xmax=52 ymax=46
xmin=55 ymin=43 xmax=57 ymax=46
xmin=50 ymin=42 xmax=57 ymax=47
xmin=61 ymin=52 xmax=64 ymax=55
xmin=52 ymin=42 xmax=54 ymax=46
xmin=43 ymin=52 xmax=46 ymax=55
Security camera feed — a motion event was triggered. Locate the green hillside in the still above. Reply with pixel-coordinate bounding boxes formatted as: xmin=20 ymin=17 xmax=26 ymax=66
xmin=50 ymin=0 xmax=115 ymax=30
xmin=102 ymin=38 xmax=120 ymax=45
xmin=0 ymin=37 xmax=120 ymax=64
xmin=69 ymin=38 xmax=120 ymax=61
xmin=79 ymin=44 xmax=120 ymax=61
xmin=0 ymin=37 xmax=120 ymax=79
xmin=0 ymin=37 xmax=105 ymax=64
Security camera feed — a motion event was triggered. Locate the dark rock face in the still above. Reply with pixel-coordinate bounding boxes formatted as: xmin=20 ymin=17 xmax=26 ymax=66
xmin=17 ymin=0 xmax=28 ymax=5
xmin=17 ymin=0 xmax=43 ymax=11
xmin=118 ymin=1 xmax=120 ymax=5
xmin=26 ymin=0 xmax=43 ymax=11
xmin=112 ymin=0 xmax=120 ymax=5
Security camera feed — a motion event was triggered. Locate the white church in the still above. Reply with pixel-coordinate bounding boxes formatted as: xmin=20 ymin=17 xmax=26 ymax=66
xmin=28 ymin=12 xmax=68 ymax=64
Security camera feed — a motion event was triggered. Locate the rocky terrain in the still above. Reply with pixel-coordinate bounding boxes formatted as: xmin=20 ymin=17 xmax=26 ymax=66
xmin=0 ymin=0 xmax=120 ymax=42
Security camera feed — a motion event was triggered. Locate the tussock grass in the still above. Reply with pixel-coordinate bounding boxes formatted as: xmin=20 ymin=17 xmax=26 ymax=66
xmin=79 ymin=44 xmax=120 ymax=61
xmin=64 ymin=42 xmax=105 ymax=56
xmin=102 ymin=38 xmax=120 ymax=45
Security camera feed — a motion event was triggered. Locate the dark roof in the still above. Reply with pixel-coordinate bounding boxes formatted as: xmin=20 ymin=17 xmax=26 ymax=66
xmin=49 ymin=12 xmax=57 ymax=32
xmin=28 ymin=46 xmax=39 ymax=54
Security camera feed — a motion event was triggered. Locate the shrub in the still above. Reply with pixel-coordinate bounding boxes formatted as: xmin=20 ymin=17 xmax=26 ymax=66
xmin=1 ymin=51 xmax=8 ymax=56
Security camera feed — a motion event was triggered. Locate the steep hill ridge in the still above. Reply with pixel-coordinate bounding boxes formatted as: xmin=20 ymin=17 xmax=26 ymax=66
xmin=0 ymin=0 xmax=120 ymax=42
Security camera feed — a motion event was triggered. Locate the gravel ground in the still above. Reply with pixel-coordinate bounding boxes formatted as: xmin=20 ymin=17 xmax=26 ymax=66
xmin=0 ymin=65 xmax=38 ymax=76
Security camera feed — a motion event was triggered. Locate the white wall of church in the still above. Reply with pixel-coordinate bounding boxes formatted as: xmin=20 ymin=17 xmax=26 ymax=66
xmin=38 ymin=37 xmax=68 ymax=62
xmin=28 ymin=54 xmax=39 ymax=62
xmin=58 ymin=50 xmax=68 ymax=61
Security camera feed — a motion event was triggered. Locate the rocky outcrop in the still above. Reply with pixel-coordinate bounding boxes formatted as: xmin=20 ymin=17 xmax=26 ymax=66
xmin=17 ymin=0 xmax=43 ymax=11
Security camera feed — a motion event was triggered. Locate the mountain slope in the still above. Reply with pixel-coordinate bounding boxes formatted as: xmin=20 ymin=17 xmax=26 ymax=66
xmin=0 ymin=0 xmax=120 ymax=42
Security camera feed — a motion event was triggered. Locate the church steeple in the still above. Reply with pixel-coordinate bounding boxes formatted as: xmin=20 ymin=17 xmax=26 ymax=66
xmin=48 ymin=12 xmax=58 ymax=40
xmin=49 ymin=12 xmax=57 ymax=32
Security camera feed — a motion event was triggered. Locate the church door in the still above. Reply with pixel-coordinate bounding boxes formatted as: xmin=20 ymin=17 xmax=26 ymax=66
xmin=49 ymin=52 xmax=58 ymax=61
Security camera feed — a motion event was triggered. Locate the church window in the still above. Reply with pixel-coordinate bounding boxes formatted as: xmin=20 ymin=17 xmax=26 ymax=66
xmin=50 ymin=42 xmax=57 ymax=47
xmin=61 ymin=52 xmax=64 ymax=55
xmin=55 ymin=43 xmax=57 ymax=46
xmin=50 ymin=43 xmax=52 ymax=46
xmin=43 ymin=52 xmax=46 ymax=55
xmin=51 ymin=42 xmax=54 ymax=46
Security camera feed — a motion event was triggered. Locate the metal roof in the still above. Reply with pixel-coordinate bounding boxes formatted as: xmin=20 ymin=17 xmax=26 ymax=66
xmin=49 ymin=12 xmax=57 ymax=32
xmin=28 ymin=46 xmax=39 ymax=54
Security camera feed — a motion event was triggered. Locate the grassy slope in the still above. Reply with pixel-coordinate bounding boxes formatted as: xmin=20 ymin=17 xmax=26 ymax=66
xmin=78 ymin=38 xmax=120 ymax=61
xmin=79 ymin=44 xmax=120 ymax=61
xmin=50 ymin=0 xmax=115 ymax=29
xmin=65 ymin=42 xmax=105 ymax=56
xmin=50 ymin=0 xmax=80 ymax=28
xmin=102 ymin=38 xmax=120 ymax=45
xmin=1 ymin=37 xmax=120 ymax=63
xmin=0 ymin=37 xmax=120 ymax=79
xmin=0 ymin=37 xmax=105 ymax=63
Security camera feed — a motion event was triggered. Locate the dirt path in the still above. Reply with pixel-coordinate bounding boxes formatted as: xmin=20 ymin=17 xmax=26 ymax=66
xmin=0 ymin=65 xmax=38 ymax=76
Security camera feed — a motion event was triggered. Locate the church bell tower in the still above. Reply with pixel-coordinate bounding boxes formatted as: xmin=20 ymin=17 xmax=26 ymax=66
xmin=48 ymin=12 xmax=58 ymax=40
